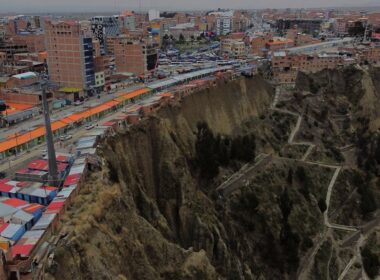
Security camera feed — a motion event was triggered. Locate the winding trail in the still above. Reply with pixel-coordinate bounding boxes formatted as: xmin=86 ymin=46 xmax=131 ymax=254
xmin=219 ymin=85 xmax=365 ymax=278
xmin=270 ymin=86 xmax=365 ymax=279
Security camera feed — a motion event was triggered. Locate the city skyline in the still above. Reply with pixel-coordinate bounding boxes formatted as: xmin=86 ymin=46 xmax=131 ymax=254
xmin=1 ymin=0 xmax=380 ymax=13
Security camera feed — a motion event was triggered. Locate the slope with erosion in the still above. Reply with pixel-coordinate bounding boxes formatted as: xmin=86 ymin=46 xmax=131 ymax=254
xmin=45 ymin=76 xmax=303 ymax=280
xmin=45 ymin=66 xmax=380 ymax=280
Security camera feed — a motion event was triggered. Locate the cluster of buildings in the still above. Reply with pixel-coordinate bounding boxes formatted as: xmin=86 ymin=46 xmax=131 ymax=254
xmin=1 ymin=5 xmax=380 ymax=279
xmin=0 ymin=9 xmax=254 ymax=128
xmin=243 ymin=9 xmax=380 ymax=84
xmin=0 ymin=63 xmax=236 ymax=279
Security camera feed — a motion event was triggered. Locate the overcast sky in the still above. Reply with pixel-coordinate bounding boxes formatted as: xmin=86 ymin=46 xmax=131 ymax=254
xmin=1 ymin=0 xmax=379 ymax=13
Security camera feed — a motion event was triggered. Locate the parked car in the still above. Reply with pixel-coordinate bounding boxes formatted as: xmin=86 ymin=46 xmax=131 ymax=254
xmin=59 ymin=134 xmax=73 ymax=141
xmin=74 ymin=100 xmax=83 ymax=106
xmin=41 ymin=149 xmax=47 ymax=157
xmin=85 ymin=124 xmax=94 ymax=130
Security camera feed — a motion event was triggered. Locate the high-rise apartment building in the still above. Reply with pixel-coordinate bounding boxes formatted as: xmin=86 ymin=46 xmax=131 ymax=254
xmin=120 ymin=11 xmax=136 ymax=32
xmin=216 ymin=17 xmax=233 ymax=36
xmin=108 ymin=36 xmax=158 ymax=76
xmin=91 ymin=16 xmax=120 ymax=55
xmin=45 ymin=20 xmax=95 ymax=91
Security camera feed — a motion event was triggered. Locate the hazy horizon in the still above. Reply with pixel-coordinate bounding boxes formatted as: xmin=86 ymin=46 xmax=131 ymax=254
xmin=0 ymin=0 xmax=380 ymax=13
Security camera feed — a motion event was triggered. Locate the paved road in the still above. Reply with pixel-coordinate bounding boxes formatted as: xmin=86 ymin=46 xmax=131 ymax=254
xmin=0 ymin=83 xmax=143 ymax=141
xmin=0 ymin=91 xmax=142 ymax=174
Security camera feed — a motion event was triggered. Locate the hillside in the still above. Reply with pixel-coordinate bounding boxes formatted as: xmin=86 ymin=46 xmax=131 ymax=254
xmin=45 ymin=67 xmax=380 ymax=280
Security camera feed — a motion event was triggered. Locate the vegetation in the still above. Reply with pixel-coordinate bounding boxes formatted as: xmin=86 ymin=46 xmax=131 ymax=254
xmin=317 ymin=198 xmax=327 ymax=213
xmin=279 ymin=188 xmax=300 ymax=272
xmin=361 ymin=246 xmax=380 ymax=279
xmin=195 ymin=122 xmax=256 ymax=179
xmin=354 ymin=126 xmax=379 ymax=216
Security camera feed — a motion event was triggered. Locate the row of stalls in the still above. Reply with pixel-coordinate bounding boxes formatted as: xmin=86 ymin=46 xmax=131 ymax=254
xmin=0 ymin=198 xmax=44 ymax=250
xmin=0 ymin=66 xmax=239 ymax=278
xmin=8 ymin=127 xmax=107 ymax=264
xmin=0 ymin=153 xmax=77 ymax=273
xmin=0 ymin=66 xmax=235 ymax=161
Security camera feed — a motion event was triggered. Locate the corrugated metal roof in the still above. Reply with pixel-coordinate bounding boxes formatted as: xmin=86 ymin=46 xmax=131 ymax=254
xmin=72 ymin=157 xmax=87 ymax=165
xmin=2 ymin=198 xmax=28 ymax=208
xmin=19 ymin=229 xmax=44 ymax=245
xmin=18 ymin=187 xmax=37 ymax=195
xmin=69 ymin=165 xmax=86 ymax=175
xmin=32 ymin=213 xmax=56 ymax=230
xmin=78 ymin=148 xmax=96 ymax=156
xmin=0 ymin=203 xmax=18 ymax=218
xmin=1 ymin=224 xmax=23 ymax=239
xmin=30 ymin=188 xmax=49 ymax=198
xmin=11 ymin=210 xmax=34 ymax=223
xmin=76 ymin=141 xmax=96 ymax=150
xmin=12 ymin=72 xmax=37 ymax=80
xmin=147 ymin=78 xmax=178 ymax=90
xmin=12 ymin=244 xmax=34 ymax=257
xmin=84 ymin=129 xmax=107 ymax=136
xmin=57 ymin=187 xmax=75 ymax=199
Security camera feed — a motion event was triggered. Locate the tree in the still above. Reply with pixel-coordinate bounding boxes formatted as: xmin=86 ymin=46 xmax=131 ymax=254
xmin=287 ymin=169 xmax=293 ymax=185
xmin=359 ymin=186 xmax=377 ymax=215
xmin=361 ymin=247 xmax=380 ymax=279
xmin=231 ymin=134 xmax=256 ymax=162
xmin=178 ymin=33 xmax=185 ymax=44
xmin=161 ymin=34 xmax=170 ymax=50
xmin=280 ymin=188 xmax=293 ymax=221
xmin=195 ymin=122 xmax=219 ymax=179
xmin=295 ymin=166 xmax=306 ymax=181
xmin=318 ymin=198 xmax=327 ymax=213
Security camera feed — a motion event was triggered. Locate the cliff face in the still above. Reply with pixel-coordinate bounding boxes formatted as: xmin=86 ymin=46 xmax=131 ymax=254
xmin=295 ymin=65 xmax=380 ymax=130
xmin=47 ymin=77 xmax=280 ymax=280
xmin=46 ymin=66 xmax=380 ymax=280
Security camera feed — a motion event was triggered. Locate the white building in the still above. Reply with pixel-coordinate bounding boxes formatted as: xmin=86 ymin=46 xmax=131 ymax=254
xmin=216 ymin=17 xmax=233 ymax=36
xmin=149 ymin=10 xmax=160 ymax=22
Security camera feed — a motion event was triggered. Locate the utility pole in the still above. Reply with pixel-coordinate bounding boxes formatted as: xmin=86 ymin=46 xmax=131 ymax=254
xmin=41 ymin=82 xmax=59 ymax=187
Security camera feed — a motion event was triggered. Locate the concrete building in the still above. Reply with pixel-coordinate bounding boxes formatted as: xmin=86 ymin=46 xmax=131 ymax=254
xmin=276 ymin=18 xmax=324 ymax=36
xmin=109 ymin=36 xmax=158 ymax=76
xmin=271 ymin=51 xmax=356 ymax=84
xmin=94 ymin=71 xmax=105 ymax=90
xmin=221 ymin=38 xmax=246 ymax=58
xmin=0 ymin=41 xmax=28 ymax=61
xmin=333 ymin=18 xmax=348 ymax=35
xmin=0 ymin=52 xmax=6 ymax=64
xmin=250 ymin=33 xmax=274 ymax=56
xmin=286 ymin=28 xmax=321 ymax=47
xmin=45 ymin=20 xmax=95 ymax=93
xmin=149 ymin=10 xmax=160 ymax=22
xmin=266 ymin=38 xmax=294 ymax=52
xmin=91 ymin=16 xmax=120 ymax=55
xmin=216 ymin=17 xmax=233 ymax=36
xmin=13 ymin=34 xmax=46 ymax=53
xmin=120 ymin=10 xmax=136 ymax=31
xmin=169 ymin=23 xmax=200 ymax=40
xmin=0 ymin=24 xmax=5 ymax=41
